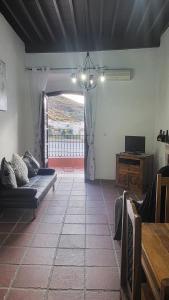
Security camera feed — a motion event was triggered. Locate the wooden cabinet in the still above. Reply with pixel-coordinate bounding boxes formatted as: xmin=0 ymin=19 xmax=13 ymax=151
xmin=116 ymin=153 xmax=153 ymax=195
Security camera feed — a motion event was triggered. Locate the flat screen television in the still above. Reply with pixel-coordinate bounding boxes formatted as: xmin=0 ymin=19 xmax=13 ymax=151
xmin=125 ymin=136 xmax=145 ymax=154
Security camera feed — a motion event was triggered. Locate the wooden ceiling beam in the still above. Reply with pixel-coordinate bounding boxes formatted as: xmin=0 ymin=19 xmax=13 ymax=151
xmin=51 ymin=0 xmax=67 ymax=40
xmin=99 ymin=0 xmax=104 ymax=38
xmin=85 ymin=0 xmax=96 ymax=48
xmin=161 ymin=13 xmax=169 ymax=35
xmin=147 ymin=0 xmax=169 ymax=35
xmin=2 ymin=0 xmax=32 ymax=41
xmin=25 ymin=36 xmax=159 ymax=53
xmin=126 ymin=0 xmax=138 ymax=33
xmin=68 ymin=0 xmax=78 ymax=40
xmin=83 ymin=0 xmax=96 ymax=50
xmin=18 ymin=0 xmax=44 ymax=41
xmin=84 ymin=0 xmax=90 ymax=48
xmin=111 ymin=0 xmax=120 ymax=39
xmin=35 ymin=0 xmax=56 ymax=42
xmin=136 ymin=1 xmax=151 ymax=35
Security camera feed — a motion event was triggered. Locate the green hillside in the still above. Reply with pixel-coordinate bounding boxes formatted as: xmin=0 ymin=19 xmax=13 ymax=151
xmin=48 ymin=95 xmax=84 ymax=123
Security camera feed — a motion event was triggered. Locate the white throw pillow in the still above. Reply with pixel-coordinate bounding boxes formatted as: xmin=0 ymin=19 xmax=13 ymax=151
xmin=11 ymin=153 xmax=29 ymax=186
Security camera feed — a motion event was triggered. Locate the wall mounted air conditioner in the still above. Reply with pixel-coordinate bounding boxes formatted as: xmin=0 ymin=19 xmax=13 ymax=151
xmin=105 ymin=69 xmax=132 ymax=81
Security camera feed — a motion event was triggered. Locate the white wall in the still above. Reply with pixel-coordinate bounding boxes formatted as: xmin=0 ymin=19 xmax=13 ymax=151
xmin=46 ymin=73 xmax=82 ymax=94
xmin=154 ymin=28 xmax=169 ymax=170
xmin=26 ymin=50 xmax=157 ymax=179
xmin=93 ymin=51 xmax=158 ymax=179
xmin=0 ymin=13 xmax=26 ymax=160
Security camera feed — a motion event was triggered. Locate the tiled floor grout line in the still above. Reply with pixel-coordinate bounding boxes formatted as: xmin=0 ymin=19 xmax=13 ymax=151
xmin=44 ymin=178 xmax=73 ymax=300
xmin=100 ymin=180 xmax=121 ymax=275
xmin=3 ymin=212 xmax=37 ymax=300
xmin=0 ymin=210 xmax=27 ymax=248
xmin=0 ymin=173 xmax=122 ymax=298
xmin=0 ymin=174 xmax=84 ymax=299
xmin=84 ymin=186 xmax=87 ymax=300
xmin=3 ymin=179 xmax=61 ymax=300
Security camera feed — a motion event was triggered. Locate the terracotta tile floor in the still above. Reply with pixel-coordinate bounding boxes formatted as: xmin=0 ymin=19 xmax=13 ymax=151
xmin=0 ymin=171 xmax=122 ymax=300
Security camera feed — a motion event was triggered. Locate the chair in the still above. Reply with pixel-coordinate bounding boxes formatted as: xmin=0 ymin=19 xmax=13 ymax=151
xmin=120 ymin=191 xmax=142 ymax=300
xmin=114 ymin=165 xmax=169 ymax=241
xmin=160 ymin=279 xmax=169 ymax=300
xmin=155 ymin=174 xmax=169 ymax=222
xmin=120 ymin=191 xmax=154 ymax=300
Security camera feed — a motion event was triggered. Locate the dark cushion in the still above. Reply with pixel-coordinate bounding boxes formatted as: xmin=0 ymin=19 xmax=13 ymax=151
xmin=11 ymin=153 xmax=29 ymax=186
xmin=23 ymin=151 xmax=40 ymax=178
xmin=1 ymin=158 xmax=17 ymax=189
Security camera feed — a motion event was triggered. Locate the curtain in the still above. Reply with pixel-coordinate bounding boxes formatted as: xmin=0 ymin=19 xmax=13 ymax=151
xmin=84 ymin=89 xmax=97 ymax=181
xmin=27 ymin=69 xmax=49 ymax=165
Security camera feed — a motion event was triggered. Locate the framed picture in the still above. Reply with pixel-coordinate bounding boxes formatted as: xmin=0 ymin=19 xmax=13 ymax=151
xmin=0 ymin=60 xmax=7 ymax=111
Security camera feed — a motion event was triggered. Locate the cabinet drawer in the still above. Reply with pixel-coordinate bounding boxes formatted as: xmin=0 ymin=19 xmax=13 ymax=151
xmin=118 ymin=164 xmax=129 ymax=171
xmin=128 ymin=165 xmax=140 ymax=172
xmin=128 ymin=173 xmax=141 ymax=190
xmin=117 ymin=173 xmax=128 ymax=187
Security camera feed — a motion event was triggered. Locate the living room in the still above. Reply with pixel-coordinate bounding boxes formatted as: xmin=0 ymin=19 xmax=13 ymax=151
xmin=0 ymin=1 xmax=169 ymax=299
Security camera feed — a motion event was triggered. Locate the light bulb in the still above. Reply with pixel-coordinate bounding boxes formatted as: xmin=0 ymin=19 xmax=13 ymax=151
xmin=80 ymin=73 xmax=87 ymax=81
xmin=100 ymin=74 xmax=105 ymax=82
xmin=71 ymin=74 xmax=77 ymax=84
xmin=89 ymin=75 xmax=94 ymax=85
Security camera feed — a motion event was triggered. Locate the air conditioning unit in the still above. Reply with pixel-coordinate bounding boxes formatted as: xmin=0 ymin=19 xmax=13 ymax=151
xmin=105 ymin=69 xmax=132 ymax=81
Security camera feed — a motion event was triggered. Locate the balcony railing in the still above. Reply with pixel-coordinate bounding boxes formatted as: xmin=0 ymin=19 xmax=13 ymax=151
xmin=48 ymin=134 xmax=84 ymax=158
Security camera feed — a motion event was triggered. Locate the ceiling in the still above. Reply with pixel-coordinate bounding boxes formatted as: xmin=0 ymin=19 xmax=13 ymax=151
xmin=1 ymin=0 xmax=169 ymax=53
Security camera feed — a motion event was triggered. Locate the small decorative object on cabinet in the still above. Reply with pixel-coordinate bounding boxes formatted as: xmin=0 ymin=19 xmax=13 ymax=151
xmin=165 ymin=130 xmax=169 ymax=143
xmin=157 ymin=130 xmax=163 ymax=141
xmin=116 ymin=153 xmax=153 ymax=195
xmin=162 ymin=131 xmax=166 ymax=142
xmin=157 ymin=130 xmax=169 ymax=143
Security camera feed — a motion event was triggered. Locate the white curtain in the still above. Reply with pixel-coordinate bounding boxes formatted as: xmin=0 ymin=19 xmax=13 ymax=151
xmin=84 ymin=89 xmax=97 ymax=181
xmin=27 ymin=69 xmax=49 ymax=165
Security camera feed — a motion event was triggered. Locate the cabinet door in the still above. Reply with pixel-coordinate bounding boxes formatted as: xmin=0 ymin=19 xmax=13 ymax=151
xmin=118 ymin=172 xmax=128 ymax=188
xmin=128 ymin=173 xmax=141 ymax=192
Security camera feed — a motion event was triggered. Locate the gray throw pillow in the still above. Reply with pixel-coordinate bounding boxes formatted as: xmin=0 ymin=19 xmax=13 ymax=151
xmin=1 ymin=158 xmax=17 ymax=189
xmin=23 ymin=151 xmax=40 ymax=178
xmin=11 ymin=153 xmax=29 ymax=186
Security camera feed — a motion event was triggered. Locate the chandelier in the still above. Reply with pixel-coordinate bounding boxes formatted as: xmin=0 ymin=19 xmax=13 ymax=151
xmin=71 ymin=52 xmax=105 ymax=91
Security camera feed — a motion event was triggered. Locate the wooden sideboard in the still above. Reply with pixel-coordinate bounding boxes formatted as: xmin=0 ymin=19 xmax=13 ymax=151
xmin=116 ymin=153 xmax=153 ymax=195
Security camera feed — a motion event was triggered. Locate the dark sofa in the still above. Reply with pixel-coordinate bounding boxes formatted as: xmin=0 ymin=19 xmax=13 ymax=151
xmin=0 ymin=168 xmax=57 ymax=219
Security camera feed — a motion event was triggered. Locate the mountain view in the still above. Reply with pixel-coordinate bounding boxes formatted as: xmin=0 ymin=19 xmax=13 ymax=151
xmin=48 ymin=95 xmax=84 ymax=136
xmin=48 ymin=95 xmax=84 ymax=123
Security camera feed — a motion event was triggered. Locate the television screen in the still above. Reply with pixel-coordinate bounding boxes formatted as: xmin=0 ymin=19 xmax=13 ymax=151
xmin=125 ymin=136 xmax=145 ymax=154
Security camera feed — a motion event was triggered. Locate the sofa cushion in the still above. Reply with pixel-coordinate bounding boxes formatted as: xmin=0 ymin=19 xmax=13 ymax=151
xmin=1 ymin=158 xmax=17 ymax=189
xmin=23 ymin=151 xmax=40 ymax=178
xmin=11 ymin=153 xmax=29 ymax=186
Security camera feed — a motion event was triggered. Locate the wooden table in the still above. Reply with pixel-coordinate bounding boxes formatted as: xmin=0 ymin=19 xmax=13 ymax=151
xmin=142 ymin=223 xmax=169 ymax=299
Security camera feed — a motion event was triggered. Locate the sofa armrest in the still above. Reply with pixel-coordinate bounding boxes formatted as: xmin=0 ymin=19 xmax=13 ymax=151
xmin=0 ymin=188 xmax=37 ymax=198
xmin=37 ymin=168 xmax=55 ymax=175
